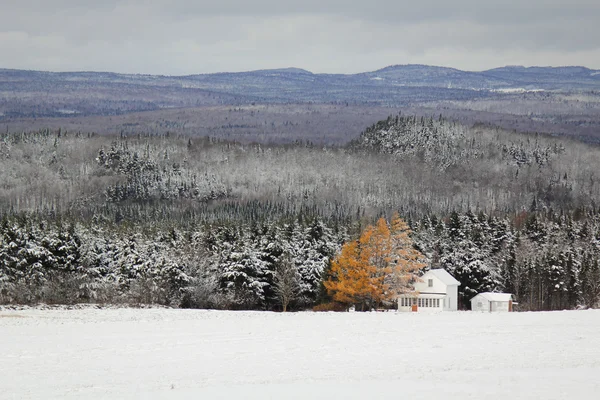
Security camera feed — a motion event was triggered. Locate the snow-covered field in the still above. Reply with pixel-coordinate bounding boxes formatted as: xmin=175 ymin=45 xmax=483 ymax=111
xmin=1 ymin=309 xmax=599 ymax=399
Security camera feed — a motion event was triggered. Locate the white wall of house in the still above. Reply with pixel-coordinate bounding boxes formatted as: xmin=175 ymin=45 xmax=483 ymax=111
xmin=417 ymin=297 xmax=444 ymax=313
xmin=398 ymin=296 xmax=444 ymax=312
xmin=398 ymin=296 xmax=416 ymax=312
xmin=413 ymin=272 xmax=446 ymax=294
xmin=398 ymin=269 xmax=460 ymax=312
xmin=445 ymin=285 xmax=458 ymax=311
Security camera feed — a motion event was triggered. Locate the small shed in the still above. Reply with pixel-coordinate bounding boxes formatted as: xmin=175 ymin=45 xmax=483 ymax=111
xmin=470 ymin=292 xmax=515 ymax=312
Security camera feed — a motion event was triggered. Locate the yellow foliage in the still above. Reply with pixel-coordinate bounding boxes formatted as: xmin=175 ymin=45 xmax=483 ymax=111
xmin=325 ymin=213 xmax=426 ymax=309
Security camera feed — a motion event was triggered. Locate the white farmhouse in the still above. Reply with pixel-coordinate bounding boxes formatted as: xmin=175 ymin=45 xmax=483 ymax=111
xmin=398 ymin=269 xmax=460 ymax=312
xmin=470 ymin=292 xmax=515 ymax=312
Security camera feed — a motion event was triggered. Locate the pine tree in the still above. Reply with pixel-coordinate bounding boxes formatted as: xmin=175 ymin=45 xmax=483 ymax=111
xmin=581 ymin=252 xmax=600 ymax=308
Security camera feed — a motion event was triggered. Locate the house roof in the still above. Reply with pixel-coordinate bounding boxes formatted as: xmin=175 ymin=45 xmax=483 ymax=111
xmin=472 ymin=292 xmax=514 ymax=302
xmin=399 ymin=293 xmax=447 ymax=299
xmin=427 ymin=269 xmax=461 ymax=286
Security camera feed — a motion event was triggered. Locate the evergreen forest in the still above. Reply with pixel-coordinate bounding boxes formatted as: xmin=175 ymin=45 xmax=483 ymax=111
xmin=1 ymin=114 xmax=600 ymax=310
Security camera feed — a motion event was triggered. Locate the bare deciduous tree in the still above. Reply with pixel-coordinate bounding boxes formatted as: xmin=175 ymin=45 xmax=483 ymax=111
xmin=273 ymin=257 xmax=301 ymax=312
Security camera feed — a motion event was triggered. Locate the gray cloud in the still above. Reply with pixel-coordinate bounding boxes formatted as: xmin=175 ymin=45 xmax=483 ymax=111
xmin=0 ymin=0 xmax=599 ymax=74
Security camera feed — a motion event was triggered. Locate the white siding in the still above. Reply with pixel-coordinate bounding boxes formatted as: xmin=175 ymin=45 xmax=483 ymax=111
xmin=398 ymin=296 xmax=415 ymax=312
xmin=417 ymin=303 xmax=443 ymax=313
xmin=397 ymin=296 xmax=444 ymax=312
xmin=397 ymin=269 xmax=460 ymax=313
xmin=470 ymin=295 xmax=512 ymax=312
xmin=445 ymin=285 xmax=458 ymax=311
xmin=413 ymin=272 xmax=446 ymax=294
xmin=471 ymin=297 xmax=490 ymax=312
xmin=490 ymin=301 xmax=511 ymax=312
xmin=471 ymin=293 xmax=511 ymax=312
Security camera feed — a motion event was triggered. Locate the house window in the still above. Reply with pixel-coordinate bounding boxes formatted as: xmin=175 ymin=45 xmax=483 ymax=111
xmin=428 ymin=279 xmax=433 ymax=287
xmin=477 ymin=302 xmax=483 ymax=308
xmin=436 ymin=299 xmax=439 ymax=307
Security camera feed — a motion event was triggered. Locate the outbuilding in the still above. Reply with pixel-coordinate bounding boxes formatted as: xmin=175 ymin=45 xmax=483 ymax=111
xmin=470 ymin=292 xmax=515 ymax=312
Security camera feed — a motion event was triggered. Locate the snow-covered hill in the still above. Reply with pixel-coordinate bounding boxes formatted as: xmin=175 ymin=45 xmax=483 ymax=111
xmin=2 ymin=64 xmax=599 ymax=120
xmin=1 ymin=309 xmax=599 ymax=399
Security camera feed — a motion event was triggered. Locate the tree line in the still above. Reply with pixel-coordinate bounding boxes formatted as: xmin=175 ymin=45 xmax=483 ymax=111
xmin=2 ymin=208 xmax=599 ymax=310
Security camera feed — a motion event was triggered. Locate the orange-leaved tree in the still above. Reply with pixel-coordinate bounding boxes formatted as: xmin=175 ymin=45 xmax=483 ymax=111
xmin=324 ymin=213 xmax=426 ymax=310
xmin=323 ymin=239 xmax=374 ymax=307
xmin=387 ymin=212 xmax=427 ymax=297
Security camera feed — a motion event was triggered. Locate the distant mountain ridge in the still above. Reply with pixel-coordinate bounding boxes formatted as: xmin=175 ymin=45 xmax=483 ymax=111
xmin=177 ymin=64 xmax=600 ymax=90
xmin=2 ymin=64 xmax=599 ymax=91
xmin=1 ymin=64 xmax=599 ymax=119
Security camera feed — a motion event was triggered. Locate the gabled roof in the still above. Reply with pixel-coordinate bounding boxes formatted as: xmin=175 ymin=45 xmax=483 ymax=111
xmin=426 ymin=269 xmax=461 ymax=286
xmin=472 ymin=292 xmax=513 ymax=302
xmin=398 ymin=293 xmax=446 ymax=299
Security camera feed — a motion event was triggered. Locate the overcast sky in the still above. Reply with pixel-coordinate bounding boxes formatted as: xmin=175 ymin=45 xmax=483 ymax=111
xmin=1 ymin=0 xmax=599 ymax=75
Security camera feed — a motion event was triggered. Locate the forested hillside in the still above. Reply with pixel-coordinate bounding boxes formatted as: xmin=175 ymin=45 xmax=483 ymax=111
xmin=2 ymin=66 xmax=599 ymax=119
xmin=1 ymin=115 xmax=599 ymax=310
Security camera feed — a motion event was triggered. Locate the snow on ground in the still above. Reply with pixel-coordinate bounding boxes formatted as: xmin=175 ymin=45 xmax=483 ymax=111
xmin=492 ymin=88 xmax=545 ymax=93
xmin=1 ymin=309 xmax=599 ymax=399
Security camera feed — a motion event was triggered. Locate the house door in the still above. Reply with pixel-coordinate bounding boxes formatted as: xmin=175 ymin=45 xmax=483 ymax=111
xmin=411 ymin=304 xmax=418 ymax=312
